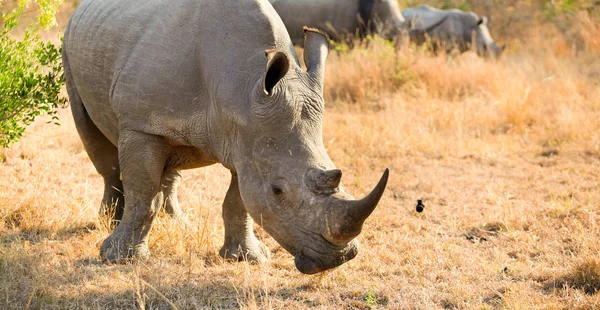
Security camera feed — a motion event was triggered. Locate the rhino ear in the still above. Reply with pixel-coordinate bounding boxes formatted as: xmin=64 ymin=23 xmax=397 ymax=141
xmin=303 ymin=27 xmax=329 ymax=85
xmin=263 ymin=49 xmax=290 ymax=96
xmin=478 ymin=16 xmax=488 ymax=25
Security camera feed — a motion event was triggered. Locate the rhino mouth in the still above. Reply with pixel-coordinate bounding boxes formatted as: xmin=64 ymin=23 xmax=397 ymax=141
xmin=294 ymin=254 xmax=324 ymax=274
xmin=294 ymin=241 xmax=359 ymax=274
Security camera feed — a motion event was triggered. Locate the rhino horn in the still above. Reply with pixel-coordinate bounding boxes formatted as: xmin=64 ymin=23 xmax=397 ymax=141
xmin=303 ymin=27 xmax=329 ymax=84
xmin=324 ymin=169 xmax=389 ymax=245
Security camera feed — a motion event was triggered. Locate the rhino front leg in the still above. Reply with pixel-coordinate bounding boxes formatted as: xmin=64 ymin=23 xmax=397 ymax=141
xmin=219 ymin=173 xmax=270 ymax=263
xmin=100 ymin=131 xmax=171 ymax=262
xmin=161 ymin=170 xmax=183 ymax=218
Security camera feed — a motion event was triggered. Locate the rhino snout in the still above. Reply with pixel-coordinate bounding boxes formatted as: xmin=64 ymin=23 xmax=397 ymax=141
xmin=294 ymin=240 xmax=359 ymax=274
xmin=294 ymin=255 xmax=323 ymax=274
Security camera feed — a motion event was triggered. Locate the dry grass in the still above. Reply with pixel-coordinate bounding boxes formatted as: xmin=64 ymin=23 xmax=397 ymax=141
xmin=323 ymin=32 xmax=600 ymax=160
xmin=576 ymin=10 xmax=600 ymax=54
xmin=548 ymin=258 xmax=600 ymax=295
xmin=1 ymin=2 xmax=600 ymax=309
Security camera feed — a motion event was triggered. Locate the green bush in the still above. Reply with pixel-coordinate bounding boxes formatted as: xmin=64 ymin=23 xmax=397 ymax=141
xmin=0 ymin=0 xmax=66 ymax=148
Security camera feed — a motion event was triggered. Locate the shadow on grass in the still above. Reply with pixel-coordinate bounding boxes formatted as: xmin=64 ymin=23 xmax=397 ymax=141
xmin=0 ymin=247 xmax=380 ymax=309
xmin=0 ymin=221 xmax=98 ymax=245
xmin=0 ymin=221 xmax=383 ymax=309
xmin=0 ymin=262 xmax=336 ymax=310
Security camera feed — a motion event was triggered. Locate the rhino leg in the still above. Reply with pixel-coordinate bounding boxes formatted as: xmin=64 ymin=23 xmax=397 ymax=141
xmin=219 ymin=173 xmax=270 ymax=263
xmin=100 ymin=131 xmax=171 ymax=262
xmin=101 ymin=169 xmax=125 ymax=226
xmin=67 ymin=74 xmax=124 ymax=225
xmin=160 ymin=170 xmax=183 ymax=218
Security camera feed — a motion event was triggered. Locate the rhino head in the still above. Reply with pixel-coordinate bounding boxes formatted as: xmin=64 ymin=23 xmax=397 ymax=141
xmin=475 ymin=16 xmax=505 ymax=59
xmin=229 ymin=28 xmax=388 ymax=274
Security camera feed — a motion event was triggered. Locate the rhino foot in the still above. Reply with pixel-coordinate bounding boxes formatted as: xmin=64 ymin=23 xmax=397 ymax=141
xmin=219 ymin=240 xmax=270 ymax=264
xmin=100 ymin=235 xmax=150 ymax=263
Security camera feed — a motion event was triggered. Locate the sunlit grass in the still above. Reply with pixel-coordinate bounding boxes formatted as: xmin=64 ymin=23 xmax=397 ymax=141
xmin=1 ymin=2 xmax=600 ymax=309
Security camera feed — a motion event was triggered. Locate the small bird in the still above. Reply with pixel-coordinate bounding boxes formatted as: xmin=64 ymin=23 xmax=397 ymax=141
xmin=416 ymin=200 xmax=425 ymax=212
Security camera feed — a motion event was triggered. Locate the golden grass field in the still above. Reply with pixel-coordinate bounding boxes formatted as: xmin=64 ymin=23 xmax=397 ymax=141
xmin=1 ymin=1 xmax=600 ymax=309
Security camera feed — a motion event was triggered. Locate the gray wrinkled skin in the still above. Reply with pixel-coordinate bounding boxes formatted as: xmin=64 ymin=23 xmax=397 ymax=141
xmin=269 ymin=0 xmax=409 ymax=45
xmin=403 ymin=5 xmax=505 ymax=58
xmin=63 ymin=0 xmax=388 ymax=274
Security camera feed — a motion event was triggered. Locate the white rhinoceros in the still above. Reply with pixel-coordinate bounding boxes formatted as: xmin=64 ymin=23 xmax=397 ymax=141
xmin=269 ymin=0 xmax=409 ymax=45
xmin=62 ymin=0 xmax=388 ymax=274
xmin=403 ymin=5 xmax=505 ymax=58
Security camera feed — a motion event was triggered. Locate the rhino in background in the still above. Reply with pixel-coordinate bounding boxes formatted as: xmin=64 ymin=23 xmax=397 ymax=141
xmin=402 ymin=5 xmax=505 ymax=58
xmin=63 ymin=0 xmax=389 ymax=274
xmin=269 ymin=0 xmax=409 ymax=46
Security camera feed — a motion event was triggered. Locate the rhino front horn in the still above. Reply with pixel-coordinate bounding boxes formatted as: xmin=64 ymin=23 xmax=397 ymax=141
xmin=324 ymin=169 xmax=389 ymax=246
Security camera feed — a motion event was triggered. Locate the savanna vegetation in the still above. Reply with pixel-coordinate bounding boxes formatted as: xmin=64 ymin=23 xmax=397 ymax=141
xmin=1 ymin=0 xmax=599 ymax=309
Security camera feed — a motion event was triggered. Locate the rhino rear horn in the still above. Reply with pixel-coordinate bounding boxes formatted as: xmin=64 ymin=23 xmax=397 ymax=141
xmin=306 ymin=168 xmax=342 ymax=194
xmin=324 ymin=169 xmax=389 ymax=245
xmin=303 ymin=27 xmax=329 ymax=84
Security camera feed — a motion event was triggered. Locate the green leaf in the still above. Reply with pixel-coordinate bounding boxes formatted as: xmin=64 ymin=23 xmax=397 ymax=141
xmin=0 ymin=0 xmax=66 ymax=147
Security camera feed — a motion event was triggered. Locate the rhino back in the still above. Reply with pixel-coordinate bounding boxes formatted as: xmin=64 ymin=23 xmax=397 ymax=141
xmin=402 ymin=5 xmax=449 ymax=30
xmin=270 ymin=0 xmax=359 ymax=44
xmin=64 ymin=0 xmax=293 ymax=146
xmin=404 ymin=6 xmax=477 ymax=49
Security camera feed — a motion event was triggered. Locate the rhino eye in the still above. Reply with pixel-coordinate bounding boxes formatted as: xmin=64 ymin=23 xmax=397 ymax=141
xmin=272 ymin=185 xmax=283 ymax=195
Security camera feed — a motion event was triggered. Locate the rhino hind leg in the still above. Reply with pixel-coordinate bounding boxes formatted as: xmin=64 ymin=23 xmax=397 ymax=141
xmin=100 ymin=131 xmax=172 ymax=262
xmin=66 ymin=72 xmax=124 ymax=225
xmin=102 ymin=172 xmax=125 ymax=226
xmin=160 ymin=169 xmax=183 ymax=218
xmin=219 ymin=173 xmax=270 ymax=264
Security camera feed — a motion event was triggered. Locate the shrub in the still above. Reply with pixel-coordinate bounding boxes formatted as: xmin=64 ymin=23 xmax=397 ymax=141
xmin=0 ymin=0 xmax=66 ymax=147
